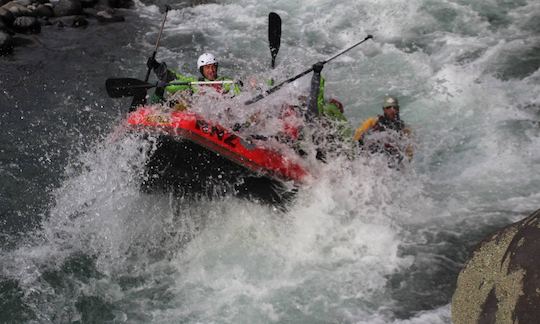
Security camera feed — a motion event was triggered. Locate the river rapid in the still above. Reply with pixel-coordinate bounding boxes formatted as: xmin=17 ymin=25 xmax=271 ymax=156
xmin=1 ymin=0 xmax=539 ymax=322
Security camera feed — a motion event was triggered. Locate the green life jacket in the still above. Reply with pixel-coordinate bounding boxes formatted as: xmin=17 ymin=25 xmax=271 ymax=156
xmin=317 ymin=77 xmax=346 ymax=121
xmin=149 ymin=71 xmax=241 ymax=104
xmin=316 ymin=77 xmax=353 ymax=138
xmin=164 ymin=73 xmax=197 ymax=93
xmin=165 ymin=72 xmax=240 ymax=95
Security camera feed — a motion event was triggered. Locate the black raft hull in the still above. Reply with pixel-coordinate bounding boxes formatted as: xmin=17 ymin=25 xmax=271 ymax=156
xmin=141 ymin=135 xmax=296 ymax=206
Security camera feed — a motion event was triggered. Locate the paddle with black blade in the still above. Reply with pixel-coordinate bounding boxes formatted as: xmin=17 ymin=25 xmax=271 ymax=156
xmin=106 ymin=78 xmax=149 ymax=98
xmin=106 ymin=78 xmax=235 ymax=98
xmin=244 ymin=34 xmax=373 ymax=105
xmin=129 ymin=5 xmax=171 ymax=108
xmin=268 ymin=12 xmax=281 ymax=69
xmin=144 ymin=5 xmax=171 ymax=83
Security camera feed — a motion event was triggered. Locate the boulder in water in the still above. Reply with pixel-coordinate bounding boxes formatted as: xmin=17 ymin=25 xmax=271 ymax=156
xmin=12 ymin=0 xmax=32 ymax=6
xmin=12 ymin=16 xmax=40 ymax=33
xmin=95 ymin=9 xmax=123 ymax=23
xmin=0 ymin=29 xmax=13 ymax=54
xmin=105 ymin=0 xmax=131 ymax=8
xmin=79 ymin=0 xmax=96 ymax=8
xmin=70 ymin=14 xmax=86 ymax=26
xmin=35 ymin=4 xmax=53 ymax=17
xmin=0 ymin=7 xmax=15 ymax=25
xmin=2 ymin=2 xmax=33 ymax=17
xmin=53 ymin=14 xmax=86 ymax=27
xmin=52 ymin=0 xmax=81 ymax=17
xmin=452 ymin=208 xmax=540 ymax=323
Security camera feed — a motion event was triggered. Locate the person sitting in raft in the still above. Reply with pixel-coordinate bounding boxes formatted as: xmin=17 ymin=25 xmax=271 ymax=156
xmin=277 ymin=62 xmax=352 ymax=159
xmin=262 ymin=92 xmax=347 ymax=144
xmin=232 ymin=65 xmax=349 ymax=141
xmin=146 ymin=52 xmax=241 ymax=109
xmin=303 ymin=62 xmax=348 ymax=123
xmin=353 ymin=96 xmax=413 ymax=164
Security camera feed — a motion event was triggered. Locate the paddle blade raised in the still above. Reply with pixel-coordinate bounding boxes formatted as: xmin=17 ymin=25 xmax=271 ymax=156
xmin=269 ymin=12 xmax=281 ymax=69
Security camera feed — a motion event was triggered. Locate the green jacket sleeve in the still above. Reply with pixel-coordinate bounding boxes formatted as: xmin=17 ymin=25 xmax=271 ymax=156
xmin=165 ymin=72 xmax=198 ymax=93
xmin=220 ymin=76 xmax=241 ymax=95
xmin=315 ymin=76 xmax=352 ymax=138
xmin=317 ymin=77 xmax=347 ymax=121
xmin=187 ymin=76 xmax=240 ymax=95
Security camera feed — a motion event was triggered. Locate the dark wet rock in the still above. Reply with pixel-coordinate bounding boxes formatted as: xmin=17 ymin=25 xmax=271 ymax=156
xmin=2 ymin=2 xmax=34 ymax=17
xmin=81 ymin=6 xmax=95 ymax=16
xmin=1 ymin=0 xmax=131 ymax=57
xmin=96 ymin=9 xmax=123 ymax=23
xmin=0 ymin=13 xmax=11 ymax=31
xmin=35 ymin=3 xmax=53 ymax=17
xmin=13 ymin=0 xmax=32 ymax=6
xmin=52 ymin=0 xmax=81 ymax=17
xmin=12 ymin=16 xmax=40 ymax=33
xmin=452 ymin=208 xmax=540 ymax=324
xmin=0 ymin=7 xmax=15 ymax=25
xmin=79 ymin=0 xmax=96 ymax=8
xmin=53 ymin=14 xmax=86 ymax=27
xmin=12 ymin=33 xmax=41 ymax=46
xmin=105 ymin=0 xmax=131 ymax=8
xmin=70 ymin=14 xmax=86 ymax=26
xmin=38 ymin=16 xmax=51 ymax=25
xmin=51 ymin=14 xmax=87 ymax=27
xmin=0 ymin=30 xmax=13 ymax=54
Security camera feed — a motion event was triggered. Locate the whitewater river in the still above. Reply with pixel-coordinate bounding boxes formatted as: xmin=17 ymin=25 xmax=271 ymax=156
xmin=1 ymin=0 xmax=539 ymax=322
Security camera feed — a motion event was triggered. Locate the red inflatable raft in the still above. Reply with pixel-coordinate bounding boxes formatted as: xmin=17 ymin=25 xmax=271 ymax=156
xmin=126 ymin=106 xmax=309 ymax=204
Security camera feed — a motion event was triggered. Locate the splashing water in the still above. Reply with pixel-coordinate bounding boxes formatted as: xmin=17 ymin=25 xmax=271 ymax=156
xmin=1 ymin=0 xmax=539 ymax=322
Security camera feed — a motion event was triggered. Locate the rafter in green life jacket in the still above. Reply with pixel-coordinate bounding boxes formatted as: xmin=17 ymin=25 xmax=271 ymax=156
xmin=306 ymin=63 xmax=352 ymax=139
xmin=147 ymin=52 xmax=240 ymax=103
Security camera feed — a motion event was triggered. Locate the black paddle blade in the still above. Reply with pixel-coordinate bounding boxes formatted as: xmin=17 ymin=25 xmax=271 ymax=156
xmin=105 ymin=78 xmax=150 ymax=98
xmin=269 ymin=12 xmax=281 ymax=68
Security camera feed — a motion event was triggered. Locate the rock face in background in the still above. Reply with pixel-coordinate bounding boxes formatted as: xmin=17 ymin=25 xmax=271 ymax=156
xmin=0 ymin=0 xmax=131 ymax=55
xmin=52 ymin=0 xmax=82 ymax=17
xmin=0 ymin=7 xmax=16 ymax=25
xmin=0 ymin=30 xmax=13 ymax=54
xmin=452 ymin=208 xmax=540 ymax=323
xmin=12 ymin=16 xmax=40 ymax=33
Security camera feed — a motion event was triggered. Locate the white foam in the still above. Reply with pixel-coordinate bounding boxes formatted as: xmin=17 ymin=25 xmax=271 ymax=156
xmin=4 ymin=0 xmax=539 ymax=321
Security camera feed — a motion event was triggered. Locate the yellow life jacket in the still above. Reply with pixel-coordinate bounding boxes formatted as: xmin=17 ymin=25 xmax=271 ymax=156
xmin=353 ymin=117 xmax=378 ymax=141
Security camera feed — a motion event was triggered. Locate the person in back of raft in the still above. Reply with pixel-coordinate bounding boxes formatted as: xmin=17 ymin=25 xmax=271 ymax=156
xmin=146 ymin=52 xmax=241 ymax=109
xmin=353 ymin=96 xmax=413 ymax=166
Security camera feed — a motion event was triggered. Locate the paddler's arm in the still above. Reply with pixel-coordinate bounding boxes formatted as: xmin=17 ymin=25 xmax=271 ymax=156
xmin=306 ymin=62 xmax=324 ymax=120
xmin=353 ymin=117 xmax=378 ymax=142
xmin=147 ymin=57 xmax=177 ymax=82
xmin=165 ymin=74 xmax=197 ymax=93
xmin=147 ymin=58 xmax=180 ymax=103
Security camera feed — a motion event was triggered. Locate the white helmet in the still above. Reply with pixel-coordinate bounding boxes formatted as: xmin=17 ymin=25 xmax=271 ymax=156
xmin=197 ymin=53 xmax=217 ymax=69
